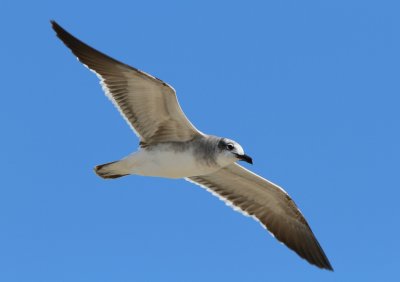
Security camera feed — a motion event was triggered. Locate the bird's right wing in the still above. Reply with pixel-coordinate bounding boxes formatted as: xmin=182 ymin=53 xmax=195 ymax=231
xmin=187 ymin=163 xmax=333 ymax=270
xmin=51 ymin=21 xmax=203 ymax=146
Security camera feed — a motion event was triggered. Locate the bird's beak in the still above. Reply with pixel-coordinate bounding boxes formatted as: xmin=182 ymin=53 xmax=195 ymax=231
xmin=237 ymin=154 xmax=253 ymax=164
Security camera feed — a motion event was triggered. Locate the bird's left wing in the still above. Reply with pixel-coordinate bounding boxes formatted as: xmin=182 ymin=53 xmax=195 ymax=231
xmin=186 ymin=163 xmax=333 ymax=270
xmin=51 ymin=21 xmax=202 ymax=146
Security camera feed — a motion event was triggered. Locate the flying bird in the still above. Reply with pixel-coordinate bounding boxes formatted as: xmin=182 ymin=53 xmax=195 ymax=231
xmin=51 ymin=20 xmax=333 ymax=271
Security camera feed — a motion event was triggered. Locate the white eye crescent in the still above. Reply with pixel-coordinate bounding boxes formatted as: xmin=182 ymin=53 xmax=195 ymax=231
xmin=226 ymin=143 xmax=235 ymax=151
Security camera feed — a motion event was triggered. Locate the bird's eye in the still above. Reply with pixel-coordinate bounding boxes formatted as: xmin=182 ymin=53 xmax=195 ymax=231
xmin=226 ymin=144 xmax=234 ymax=151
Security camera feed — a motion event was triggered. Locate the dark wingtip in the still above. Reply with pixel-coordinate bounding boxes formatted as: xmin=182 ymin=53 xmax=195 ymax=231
xmin=50 ymin=20 xmax=60 ymax=30
xmin=322 ymin=265 xmax=334 ymax=271
xmin=324 ymin=260 xmax=334 ymax=271
xmin=305 ymin=236 xmax=334 ymax=271
xmin=317 ymin=256 xmax=334 ymax=271
xmin=310 ymin=243 xmax=334 ymax=271
xmin=50 ymin=20 xmax=68 ymax=38
xmin=314 ymin=237 xmax=334 ymax=271
xmin=50 ymin=20 xmax=69 ymax=43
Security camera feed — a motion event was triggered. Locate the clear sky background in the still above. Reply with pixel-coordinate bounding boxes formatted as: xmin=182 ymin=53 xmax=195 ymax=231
xmin=1 ymin=0 xmax=399 ymax=281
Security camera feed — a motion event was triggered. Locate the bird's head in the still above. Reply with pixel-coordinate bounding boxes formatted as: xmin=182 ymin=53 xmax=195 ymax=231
xmin=217 ymin=138 xmax=253 ymax=166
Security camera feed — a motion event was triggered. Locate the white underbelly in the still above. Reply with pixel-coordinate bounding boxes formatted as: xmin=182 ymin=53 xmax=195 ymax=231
xmin=124 ymin=149 xmax=220 ymax=178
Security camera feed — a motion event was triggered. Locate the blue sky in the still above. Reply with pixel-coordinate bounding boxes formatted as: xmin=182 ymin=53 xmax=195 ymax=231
xmin=1 ymin=0 xmax=399 ymax=281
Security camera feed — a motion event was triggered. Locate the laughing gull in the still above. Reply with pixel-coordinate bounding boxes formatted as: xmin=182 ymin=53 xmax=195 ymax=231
xmin=51 ymin=21 xmax=333 ymax=271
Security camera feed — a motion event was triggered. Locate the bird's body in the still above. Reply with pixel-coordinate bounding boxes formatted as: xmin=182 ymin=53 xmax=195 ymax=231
xmin=51 ymin=20 xmax=333 ymax=270
xmin=97 ymin=136 xmax=232 ymax=179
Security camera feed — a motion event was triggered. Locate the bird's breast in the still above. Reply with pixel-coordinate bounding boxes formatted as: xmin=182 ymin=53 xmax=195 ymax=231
xmin=125 ymin=146 xmax=221 ymax=178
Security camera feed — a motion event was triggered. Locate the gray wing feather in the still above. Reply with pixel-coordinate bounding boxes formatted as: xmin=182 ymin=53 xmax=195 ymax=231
xmin=187 ymin=163 xmax=333 ymax=270
xmin=51 ymin=21 xmax=202 ymax=145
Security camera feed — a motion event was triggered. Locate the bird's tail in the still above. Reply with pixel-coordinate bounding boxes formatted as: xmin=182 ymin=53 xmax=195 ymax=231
xmin=94 ymin=160 xmax=129 ymax=179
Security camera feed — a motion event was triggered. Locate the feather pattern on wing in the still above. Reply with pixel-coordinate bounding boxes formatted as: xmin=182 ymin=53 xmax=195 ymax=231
xmin=51 ymin=21 xmax=202 ymax=145
xmin=187 ymin=163 xmax=333 ymax=270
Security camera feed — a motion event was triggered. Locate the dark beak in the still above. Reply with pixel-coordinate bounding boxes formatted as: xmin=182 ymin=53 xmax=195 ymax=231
xmin=237 ymin=154 xmax=253 ymax=164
